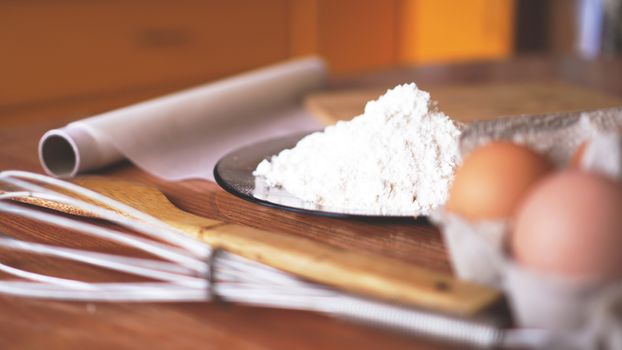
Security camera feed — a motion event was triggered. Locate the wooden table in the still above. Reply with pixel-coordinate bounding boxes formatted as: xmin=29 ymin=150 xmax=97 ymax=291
xmin=1 ymin=56 xmax=621 ymax=349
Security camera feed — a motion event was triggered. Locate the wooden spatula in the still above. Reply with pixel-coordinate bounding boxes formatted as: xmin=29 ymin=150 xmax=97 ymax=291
xmin=13 ymin=176 xmax=501 ymax=316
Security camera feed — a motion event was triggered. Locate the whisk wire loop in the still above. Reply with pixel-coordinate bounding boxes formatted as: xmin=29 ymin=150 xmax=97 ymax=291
xmin=0 ymin=170 xmax=548 ymax=348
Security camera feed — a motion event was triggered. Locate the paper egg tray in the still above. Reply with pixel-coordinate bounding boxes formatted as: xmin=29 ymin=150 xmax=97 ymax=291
xmin=432 ymin=107 xmax=622 ymax=348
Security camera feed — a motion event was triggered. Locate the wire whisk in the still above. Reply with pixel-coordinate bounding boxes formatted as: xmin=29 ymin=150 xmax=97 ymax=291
xmin=0 ymin=170 xmax=568 ymax=349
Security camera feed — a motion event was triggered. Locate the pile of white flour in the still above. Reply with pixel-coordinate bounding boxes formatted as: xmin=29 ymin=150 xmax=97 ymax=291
xmin=253 ymin=83 xmax=462 ymax=215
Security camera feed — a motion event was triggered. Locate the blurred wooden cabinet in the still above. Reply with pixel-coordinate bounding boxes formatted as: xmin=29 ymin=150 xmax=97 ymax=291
xmin=0 ymin=1 xmax=292 ymax=108
xmin=0 ymin=0 xmax=515 ymax=109
xmin=397 ymin=0 xmax=515 ymax=64
xmin=293 ymin=0 xmax=515 ymax=72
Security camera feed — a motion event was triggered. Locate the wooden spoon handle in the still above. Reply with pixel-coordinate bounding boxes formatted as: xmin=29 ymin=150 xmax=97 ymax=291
xmin=199 ymin=224 xmax=501 ymax=316
xmin=13 ymin=177 xmax=502 ymax=316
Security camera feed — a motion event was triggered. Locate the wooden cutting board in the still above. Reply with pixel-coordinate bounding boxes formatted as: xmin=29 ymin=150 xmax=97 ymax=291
xmin=306 ymin=82 xmax=622 ymax=124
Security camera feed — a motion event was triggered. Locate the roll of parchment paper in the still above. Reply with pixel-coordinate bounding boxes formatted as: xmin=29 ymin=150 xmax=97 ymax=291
xmin=39 ymin=57 xmax=326 ymax=180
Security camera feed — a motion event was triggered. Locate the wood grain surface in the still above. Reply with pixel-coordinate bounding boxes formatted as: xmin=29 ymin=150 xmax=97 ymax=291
xmin=1 ymin=57 xmax=622 ymax=349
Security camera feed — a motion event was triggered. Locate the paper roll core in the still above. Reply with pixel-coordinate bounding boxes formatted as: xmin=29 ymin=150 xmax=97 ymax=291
xmin=37 ymin=57 xmax=326 ymax=180
xmin=39 ymin=130 xmax=80 ymax=178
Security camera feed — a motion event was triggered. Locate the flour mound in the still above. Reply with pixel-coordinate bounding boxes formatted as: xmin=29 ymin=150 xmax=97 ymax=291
xmin=253 ymin=83 xmax=462 ymax=216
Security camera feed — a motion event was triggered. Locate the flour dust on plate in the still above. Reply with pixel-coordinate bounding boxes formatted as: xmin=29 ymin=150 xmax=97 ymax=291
xmin=215 ymin=83 xmax=462 ymax=219
xmin=214 ymin=133 xmax=424 ymax=219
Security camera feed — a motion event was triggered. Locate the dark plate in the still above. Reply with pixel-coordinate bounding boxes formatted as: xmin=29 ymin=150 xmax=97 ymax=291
xmin=214 ymin=132 xmax=428 ymax=222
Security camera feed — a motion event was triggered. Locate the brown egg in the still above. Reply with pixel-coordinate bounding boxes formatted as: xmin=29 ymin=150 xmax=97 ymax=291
xmin=446 ymin=141 xmax=554 ymax=220
xmin=513 ymin=171 xmax=622 ymax=280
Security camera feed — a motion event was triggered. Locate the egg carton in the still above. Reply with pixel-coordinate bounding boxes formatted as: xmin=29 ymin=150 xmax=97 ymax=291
xmin=432 ymin=107 xmax=622 ymax=348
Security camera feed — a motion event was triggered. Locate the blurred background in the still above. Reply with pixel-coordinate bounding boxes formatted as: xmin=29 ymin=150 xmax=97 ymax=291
xmin=1 ymin=0 xmax=621 ymax=115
